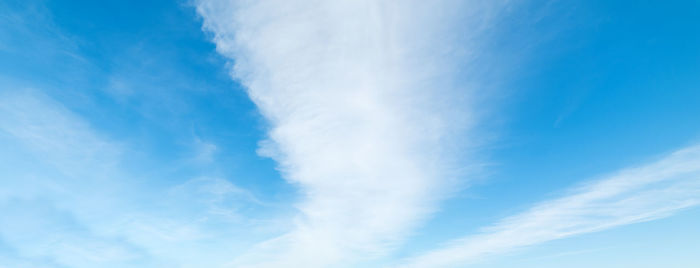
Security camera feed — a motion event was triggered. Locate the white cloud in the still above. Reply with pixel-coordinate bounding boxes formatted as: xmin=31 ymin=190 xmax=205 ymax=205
xmin=0 ymin=90 xmax=120 ymax=177
xmin=0 ymin=89 xmax=269 ymax=267
xmin=401 ymin=144 xmax=700 ymax=267
xmin=0 ymin=89 xmax=124 ymax=209
xmin=195 ymin=0 xmax=508 ymax=266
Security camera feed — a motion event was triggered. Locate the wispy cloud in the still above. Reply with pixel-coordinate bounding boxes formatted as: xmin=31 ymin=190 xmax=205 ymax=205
xmin=401 ymin=144 xmax=700 ymax=267
xmin=0 ymin=89 xmax=271 ymax=267
xmin=0 ymin=89 xmax=123 ymax=201
xmin=0 ymin=90 xmax=144 ymax=267
xmin=195 ymin=0 xmax=509 ymax=266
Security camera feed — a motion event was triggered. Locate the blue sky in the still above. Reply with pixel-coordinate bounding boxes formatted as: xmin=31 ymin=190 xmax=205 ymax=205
xmin=0 ymin=0 xmax=699 ymax=267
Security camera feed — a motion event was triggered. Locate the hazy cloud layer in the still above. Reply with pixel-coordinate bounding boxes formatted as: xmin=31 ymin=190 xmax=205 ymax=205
xmin=0 ymin=90 xmax=269 ymax=267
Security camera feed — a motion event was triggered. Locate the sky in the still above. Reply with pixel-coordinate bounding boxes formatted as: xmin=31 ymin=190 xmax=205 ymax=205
xmin=0 ymin=0 xmax=699 ymax=267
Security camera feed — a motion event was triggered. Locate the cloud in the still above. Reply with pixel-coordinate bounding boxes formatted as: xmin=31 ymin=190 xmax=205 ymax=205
xmin=0 ymin=89 xmax=123 ymax=203
xmin=0 ymin=89 xmax=270 ymax=267
xmin=195 ymin=0 xmax=509 ymax=266
xmin=401 ymin=144 xmax=700 ymax=267
xmin=0 ymin=90 xmax=146 ymax=267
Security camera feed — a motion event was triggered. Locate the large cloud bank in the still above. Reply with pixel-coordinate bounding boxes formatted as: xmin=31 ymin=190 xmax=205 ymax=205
xmin=195 ymin=0 xmax=502 ymax=266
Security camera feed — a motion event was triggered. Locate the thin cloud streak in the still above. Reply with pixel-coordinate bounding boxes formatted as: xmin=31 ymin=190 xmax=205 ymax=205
xmin=402 ymin=144 xmax=700 ymax=267
xmin=195 ymin=0 xmax=507 ymax=266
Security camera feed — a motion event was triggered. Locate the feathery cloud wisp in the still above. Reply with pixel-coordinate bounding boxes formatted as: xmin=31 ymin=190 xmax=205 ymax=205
xmin=195 ymin=0 xmax=506 ymax=266
xmin=0 ymin=89 xmax=272 ymax=267
xmin=402 ymin=144 xmax=700 ymax=267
